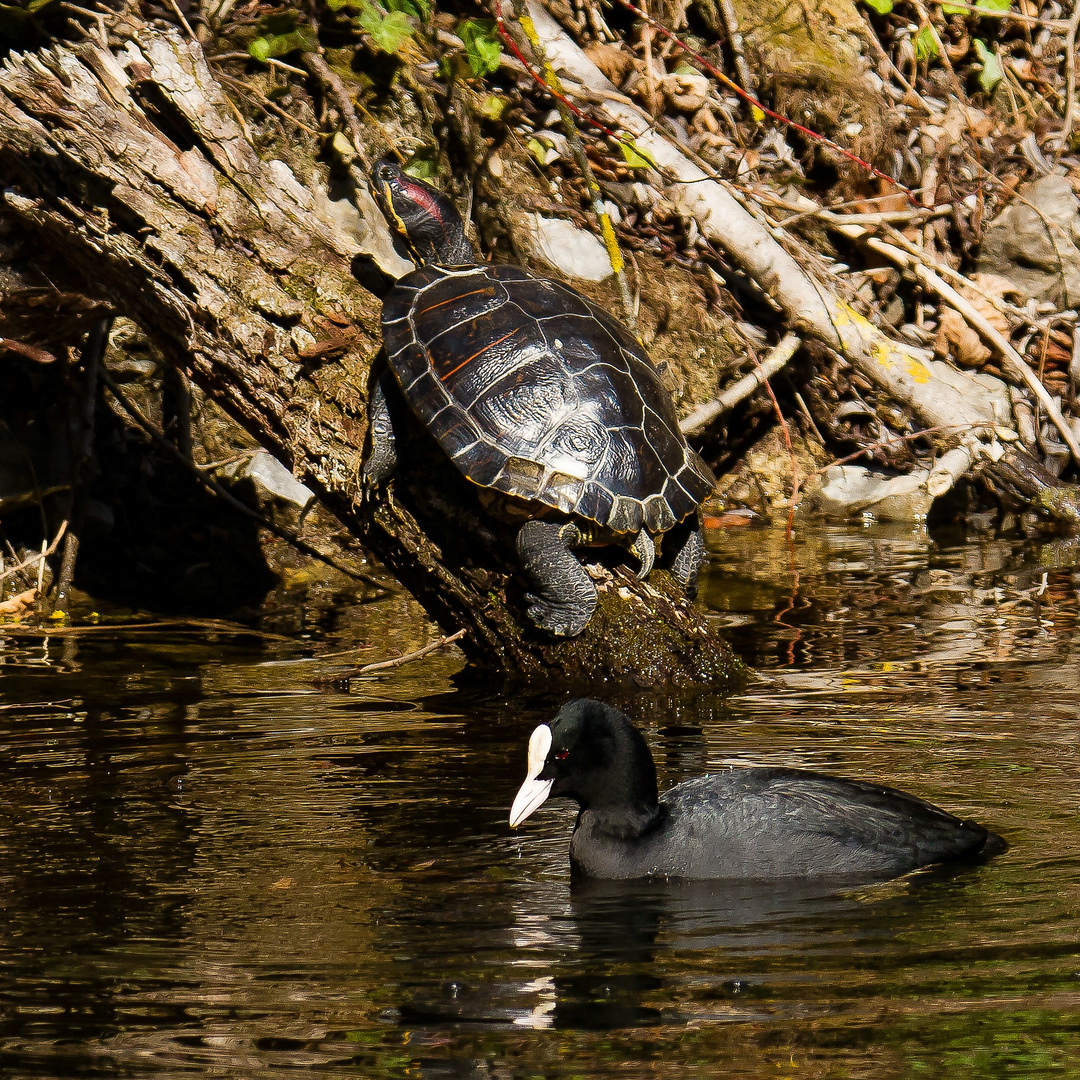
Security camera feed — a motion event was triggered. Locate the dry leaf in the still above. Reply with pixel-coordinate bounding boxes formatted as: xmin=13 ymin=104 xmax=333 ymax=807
xmin=660 ymin=72 xmax=710 ymax=112
xmin=936 ymin=307 xmax=991 ymax=367
xmin=583 ymin=42 xmax=637 ymax=86
xmin=0 ymin=588 xmax=37 ymax=617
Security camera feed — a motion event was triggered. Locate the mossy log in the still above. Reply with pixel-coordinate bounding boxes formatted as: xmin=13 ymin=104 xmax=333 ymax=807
xmin=0 ymin=26 xmax=744 ymax=688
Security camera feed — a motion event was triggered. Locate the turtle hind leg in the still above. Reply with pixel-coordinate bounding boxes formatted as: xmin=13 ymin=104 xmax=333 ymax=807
xmin=516 ymin=520 xmax=597 ymax=637
xmin=667 ymin=517 xmax=706 ymax=599
xmin=362 ymin=368 xmax=398 ymax=490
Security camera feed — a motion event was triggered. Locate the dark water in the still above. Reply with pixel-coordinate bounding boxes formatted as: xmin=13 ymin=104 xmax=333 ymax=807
xmin=2 ymin=523 xmax=1080 ymax=1078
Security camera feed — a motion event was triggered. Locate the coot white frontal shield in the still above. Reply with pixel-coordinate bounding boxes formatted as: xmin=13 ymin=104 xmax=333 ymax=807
xmin=509 ymin=724 xmax=554 ymax=827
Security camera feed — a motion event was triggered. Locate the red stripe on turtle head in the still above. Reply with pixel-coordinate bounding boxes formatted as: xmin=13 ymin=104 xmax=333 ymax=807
xmin=395 ymin=176 xmax=447 ymax=230
xmin=372 ymin=158 xmax=471 ymax=265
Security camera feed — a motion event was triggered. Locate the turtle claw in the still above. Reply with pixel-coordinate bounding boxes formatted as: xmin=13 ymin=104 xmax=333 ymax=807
xmin=629 ymin=529 xmax=656 ymax=579
xmin=525 ymin=593 xmax=593 ymax=638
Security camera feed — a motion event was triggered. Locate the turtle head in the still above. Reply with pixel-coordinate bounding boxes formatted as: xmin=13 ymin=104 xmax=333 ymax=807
xmin=371 ymin=159 xmax=475 ymax=267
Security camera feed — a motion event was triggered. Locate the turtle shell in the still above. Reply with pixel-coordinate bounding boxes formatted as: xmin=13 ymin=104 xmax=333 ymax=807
xmin=381 ymin=262 xmax=715 ymax=536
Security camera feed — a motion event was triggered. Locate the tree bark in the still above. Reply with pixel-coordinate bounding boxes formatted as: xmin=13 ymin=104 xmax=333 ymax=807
xmin=0 ymin=27 xmax=744 ymax=689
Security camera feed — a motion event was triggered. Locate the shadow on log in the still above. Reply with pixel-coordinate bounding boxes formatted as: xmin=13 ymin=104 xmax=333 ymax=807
xmin=0 ymin=26 xmax=744 ymax=688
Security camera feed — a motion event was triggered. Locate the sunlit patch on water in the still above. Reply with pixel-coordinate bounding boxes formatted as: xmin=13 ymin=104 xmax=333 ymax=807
xmin=0 ymin=523 xmax=1078 ymax=1076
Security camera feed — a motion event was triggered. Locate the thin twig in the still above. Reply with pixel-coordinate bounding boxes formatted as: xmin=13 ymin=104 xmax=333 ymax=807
xmin=163 ymin=0 xmax=196 ymax=40
xmin=58 ymin=1 xmax=109 ymax=45
xmin=909 ymin=1 xmax=965 ymax=101
xmin=210 ymin=52 xmax=311 ymax=78
xmin=301 ymin=50 xmax=367 ymax=155
xmin=755 ymin=364 xmax=800 ymax=537
xmin=55 ymin=317 xmax=111 ymax=615
xmin=680 ymin=332 xmax=802 ymax=434
xmin=640 ymin=0 xmax=658 ymax=117
xmin=215 ymin=71 xmax=321 ymax=135
xmin=0 ymin=520 xmax=67 ymax=585
xmin=716 ymin=0 xmax=754 ymax=105
xmin=927 ymin=0 xmax=1068 ymax=27
xmin=858 ymin=232 xmax=1080 ymax=467
xmin=322 ymin=627 xmax=467 ymax=679
xmin=880 ymin=223 xmax=1026 ymax=322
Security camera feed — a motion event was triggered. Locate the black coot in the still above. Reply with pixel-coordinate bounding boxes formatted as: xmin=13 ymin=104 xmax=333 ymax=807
xmin=509 ymin=699 xmax=1006 ymax=881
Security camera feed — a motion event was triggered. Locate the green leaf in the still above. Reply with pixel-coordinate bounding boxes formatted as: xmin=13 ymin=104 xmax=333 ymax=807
xmin=618 ymin=139 xmax=655 ymax=169
xmin=356 ymin=1 xmax=414 ymax=54
xmin=459 ymin=19 xmax=502 ymax=78
xmin=480 ymin=93 xmax=509 ymax=121
xmin=527 ymin=136 xmax=558 ymax=166
xmin=385 ymin=0 xmax=429 ymax=18
xmin=943 ymin=0 xmax=1012 ymax=12
xmin=974 ymin=38 xmax=1003 ymax=91
xmin=913 ymin=24 xmax=939 ymax=60
xmin=248 ymin=25 xmax=317 ymax=61
xmin=862 ymin=0 xmax=894 ymax=13
xmin=403 ymin=157 xmax=438 ymax=179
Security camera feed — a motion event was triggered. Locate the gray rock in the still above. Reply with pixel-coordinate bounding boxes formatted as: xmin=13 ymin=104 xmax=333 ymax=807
xmin=977 ymin=174 xmax=1080 ymax=307
xmin=520 ymin=213 xmax=614 ymax=282
xmin=241 ymin=450 xmax=314 ymax=512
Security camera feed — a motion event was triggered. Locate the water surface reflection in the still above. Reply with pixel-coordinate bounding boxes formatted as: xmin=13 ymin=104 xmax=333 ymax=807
xmin=0 ymin=524 xmax=1077 ymax=1077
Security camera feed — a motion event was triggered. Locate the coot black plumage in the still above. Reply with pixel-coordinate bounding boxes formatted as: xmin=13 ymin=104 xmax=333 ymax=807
xmin=509 ymin=699 xmax=1006 ymax=881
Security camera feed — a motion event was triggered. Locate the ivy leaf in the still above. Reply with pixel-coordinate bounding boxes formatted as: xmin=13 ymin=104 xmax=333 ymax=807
xmin=385 ymin=0 xmax=430 ymax=18
xmin=459 ymin=19 xmax=502 ymax=78
xmin=356 ymin=1 xmax=414 ymax=54
xmin=618 ymin=140 xmax=655 ymax=169
xmin=974 ymin=38 xmax=1003 ymax=91
xmin=862 ymin=0 xmax=894 ymax=13
xmin=248 ymin=13 xmax=316 ymax=61
xmin=403 ymin=157 xmax=438 ymax=179
xmin=913 ymin=24 xmax=939 ymax=61
xmin=249 ymin=28 xmax=316 ymax=62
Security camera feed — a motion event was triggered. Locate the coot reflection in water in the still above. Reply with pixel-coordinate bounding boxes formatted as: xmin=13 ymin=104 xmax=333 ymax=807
xmin=396 ymin=861 xmax=994 ymax=1036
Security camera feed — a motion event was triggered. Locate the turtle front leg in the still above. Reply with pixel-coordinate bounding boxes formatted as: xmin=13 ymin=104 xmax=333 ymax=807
xmin=667 ymin=517 xmax=706 ymax=599
xmin=362 ymin=369 xmax=398 ymax=490
xmin=516 ymin=520 xmax=597 ymax=637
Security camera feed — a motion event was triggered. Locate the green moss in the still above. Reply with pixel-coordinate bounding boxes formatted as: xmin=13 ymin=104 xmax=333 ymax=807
xmin=555 ymin=572 xmax=748 ymax=689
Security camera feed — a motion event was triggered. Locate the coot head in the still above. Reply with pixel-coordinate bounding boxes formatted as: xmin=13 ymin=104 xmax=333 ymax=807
xmin=510 ymin=699 xmax=659 ymax=827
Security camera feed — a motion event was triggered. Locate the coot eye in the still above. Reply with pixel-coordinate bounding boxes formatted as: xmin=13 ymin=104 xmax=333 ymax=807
xmin=554 ymin=749 xmax=569 ymax=761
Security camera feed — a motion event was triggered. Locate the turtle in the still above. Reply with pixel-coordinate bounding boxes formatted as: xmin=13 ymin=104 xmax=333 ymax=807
xmin=363 ymin=159 xmax=715 ymax=637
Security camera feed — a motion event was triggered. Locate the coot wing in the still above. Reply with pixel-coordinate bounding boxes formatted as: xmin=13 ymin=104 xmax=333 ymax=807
xmin=642 ymin=768 xmax=1004 ymax=880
